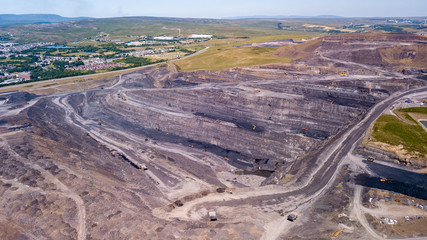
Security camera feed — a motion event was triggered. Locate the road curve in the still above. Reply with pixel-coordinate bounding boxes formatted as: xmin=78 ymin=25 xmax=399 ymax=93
xmin=158 ymin=85 xmax=427 ymax=239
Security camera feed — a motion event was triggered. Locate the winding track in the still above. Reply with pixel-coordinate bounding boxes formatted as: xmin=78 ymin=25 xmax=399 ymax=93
xmin=49 ymin=71 xmax=427 ymax=239
xmin=156 ymin=86 xmax=427 ymax=228
xmin=0 ymin=137 xmax=87 ymax=240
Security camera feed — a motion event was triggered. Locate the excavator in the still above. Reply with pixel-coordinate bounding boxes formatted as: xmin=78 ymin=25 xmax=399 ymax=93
xmin=380 ymin=178 xmax=392 ymax=183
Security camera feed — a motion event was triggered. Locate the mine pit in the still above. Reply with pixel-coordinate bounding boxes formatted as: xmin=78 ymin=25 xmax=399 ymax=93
xmin=0 ymin=33 xmax=426 ymax=239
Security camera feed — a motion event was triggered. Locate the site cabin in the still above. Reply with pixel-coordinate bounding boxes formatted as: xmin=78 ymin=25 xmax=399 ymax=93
xmin=287 ymin=213 xmax=298 ymax=222
xmin=209 ymin=211 xmax=217 ymax=221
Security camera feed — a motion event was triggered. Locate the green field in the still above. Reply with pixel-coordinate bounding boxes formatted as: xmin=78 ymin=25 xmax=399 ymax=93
xmin=175 ymin=46 xmax=293 ymax=71
xmin=398 ymin=107 xmax=427 ymax=115
xmin=372 ymin=114 xmax=427 ymax=156
xmin=1 ymin=18 xmax=301 ymax=44
xmin=174 ymin=35 xmax=310 ymax=71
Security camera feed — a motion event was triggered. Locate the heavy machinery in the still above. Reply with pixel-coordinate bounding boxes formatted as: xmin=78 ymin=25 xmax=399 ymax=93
xmin=331 ymin=229 xmax=343 ymax=237
xmin=380 ymin=178 xmax=392 ymax=183
xmin=287 ymin=213 xmax=298 ymax=221
xmin=216 ymin=188 xmax=232 ymax=194
xmin=367 ymin=156 xmax=375 ymax=162
xmin=209 ymin=210 xmax=217 ymax=221
xmin=137 ymin=164 xmax=148 ymax=170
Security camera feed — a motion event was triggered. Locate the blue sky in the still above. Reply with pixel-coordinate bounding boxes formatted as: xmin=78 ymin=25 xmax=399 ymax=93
xmin=0 ymin=0 xmax=426 ymax=18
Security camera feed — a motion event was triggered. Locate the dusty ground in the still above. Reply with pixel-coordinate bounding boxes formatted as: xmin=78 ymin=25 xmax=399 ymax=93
xmin=0 ymin=33 xmax=426 ymax=239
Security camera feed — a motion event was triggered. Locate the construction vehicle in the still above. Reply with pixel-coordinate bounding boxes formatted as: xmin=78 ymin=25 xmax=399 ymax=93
xmin=209 ymin=210 xmax=217 ymax=221
xmin=380 ymin=178 xmax=392 ymax=183
xmin=340 ymin=73 xmax=348 ymax=77
xmin=252 ymin=124 xmax=257 ymax=131
xmin=287 ymin=213 xmax=298 ymax=221
xmin=254 ymin=88 xmax=261 ymax=92
xmin=136 ymin=164 xmax=147 ymax=170
xmin=331 ymin=229 xmax=343 ymax=237
xmin=226 ymin=189 xmax=233 ymax=194
xmin=137 ymin=164 xmax=148 ymax=170
xmin=224 ymin=157 xmax=229 ymax=161
xmin=367 ymin=156 xmax=375 ymax=162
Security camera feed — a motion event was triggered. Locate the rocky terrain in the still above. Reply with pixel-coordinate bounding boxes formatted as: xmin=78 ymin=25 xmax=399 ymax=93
xmin=0 ymin=33 xmax=426 ymax=239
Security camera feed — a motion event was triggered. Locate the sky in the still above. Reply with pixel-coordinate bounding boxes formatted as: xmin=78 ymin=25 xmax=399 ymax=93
xmin=0 ymin=0 xmax=426 ymax=18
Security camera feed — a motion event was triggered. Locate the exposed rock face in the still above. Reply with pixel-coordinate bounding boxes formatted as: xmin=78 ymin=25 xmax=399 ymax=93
xmin=0 ymin=33 xmax=426 ymax=239
xmin=276 ymin=33 xmax=427 ymax=69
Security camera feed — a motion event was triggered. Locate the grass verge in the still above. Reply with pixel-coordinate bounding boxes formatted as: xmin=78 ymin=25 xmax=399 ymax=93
xmin=372 ymin=114 xmax=427 ymax=156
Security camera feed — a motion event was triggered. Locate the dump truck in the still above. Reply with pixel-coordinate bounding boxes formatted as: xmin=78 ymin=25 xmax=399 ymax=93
xmin=209 ymin=210 xmax=217 ymax=221
xmin=216 ymin=188 xmax=232 ymax=194
xmin=331 ymin=229 xmax=343 ymax=237
xmin=287 ymin=213 xmax=298 ymax=222
xmin=137 ymin=164 xmax=148 ymax=170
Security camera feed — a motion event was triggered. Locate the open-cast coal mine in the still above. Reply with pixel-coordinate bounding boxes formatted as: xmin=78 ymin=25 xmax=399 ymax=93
xmin=0 ymin=33 xmax=426 ymax=239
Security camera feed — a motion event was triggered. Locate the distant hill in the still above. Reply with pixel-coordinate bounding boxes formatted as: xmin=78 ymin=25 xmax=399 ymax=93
xmin=225 ymin=15 xmax=344 ymax=20
xmin=0 ymin=14 xmax=90 ymax=28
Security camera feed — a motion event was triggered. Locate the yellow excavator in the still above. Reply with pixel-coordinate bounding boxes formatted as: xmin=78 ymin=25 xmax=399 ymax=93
xmin=380 ymin=178 xmax=392 ymax=183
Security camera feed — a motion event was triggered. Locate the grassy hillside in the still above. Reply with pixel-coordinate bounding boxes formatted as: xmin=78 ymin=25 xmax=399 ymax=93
xmin=372 ymin=114 xmax=427 ymax=157
xmin=0 ymin=14 xmax=89 ymax=28
xmin=274 ymin=38 xmax=322 ymax=59
xmin=174 ymin=35 xmax=309 ymax=71
xmin=175 ymin=46 xmax=292 ymax=71
xmin=1 ymin=17 xmax=296 ymax=44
